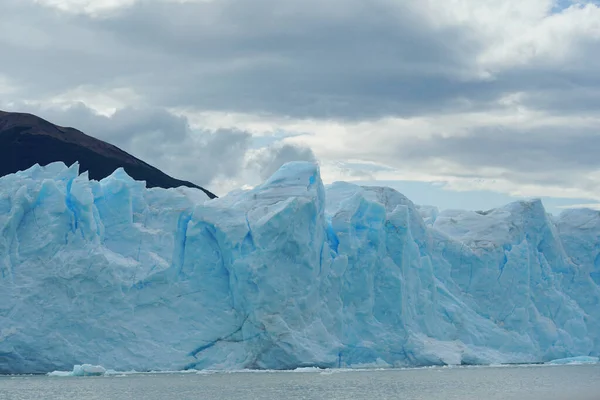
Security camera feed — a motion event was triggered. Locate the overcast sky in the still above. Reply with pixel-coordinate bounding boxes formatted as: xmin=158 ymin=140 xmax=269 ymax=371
xmin=2 ymin=0 xmax=600 ymax=213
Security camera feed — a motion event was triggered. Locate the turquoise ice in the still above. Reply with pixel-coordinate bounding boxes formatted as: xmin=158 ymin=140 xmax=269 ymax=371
xmin=0 ymin=161 xmax=598 ymax=373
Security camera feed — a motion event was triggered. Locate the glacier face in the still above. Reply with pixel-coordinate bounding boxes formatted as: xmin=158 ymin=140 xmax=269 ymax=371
xmin=1 ymin=161 xmax=599 ymax=374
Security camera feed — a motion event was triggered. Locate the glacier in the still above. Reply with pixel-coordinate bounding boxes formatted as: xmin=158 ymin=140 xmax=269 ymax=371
xmin=1 ymin=161 xmax=599 ymax=374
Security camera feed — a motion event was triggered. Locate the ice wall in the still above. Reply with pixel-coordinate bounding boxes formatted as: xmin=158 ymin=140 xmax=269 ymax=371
xmin=0 ymin=162 xmax=598 ymax=374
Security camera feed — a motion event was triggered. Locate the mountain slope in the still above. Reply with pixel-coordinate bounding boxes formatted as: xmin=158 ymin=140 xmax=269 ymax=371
xmin=0 ymin=110 xmax=216 ymax=198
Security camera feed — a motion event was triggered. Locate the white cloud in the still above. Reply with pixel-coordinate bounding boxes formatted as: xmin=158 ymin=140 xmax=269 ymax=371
xmin=557 ymin=203 xmax=600 ymax=210
xmin=410 ymin=1 xmax=600 ymax=71
xmin=0 ymin=75 xmax=18 ymax=96
xmin=169 ymin=94 xmax=600 ymax=202
xmin=47 ymin=86 xmax=142 ymax=116
xmin=33 ymin=0 xmax=136 ymax=15
xmin=479 ymin=3 xmax=600 ymax=69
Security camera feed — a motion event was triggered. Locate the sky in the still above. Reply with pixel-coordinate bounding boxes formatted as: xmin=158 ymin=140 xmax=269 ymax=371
xmin=2 ymin=0 xmax=600 ymax=214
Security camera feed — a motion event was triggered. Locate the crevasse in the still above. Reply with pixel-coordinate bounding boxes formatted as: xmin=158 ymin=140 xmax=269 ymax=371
xmin=0 ymin=161 xmax=599 ymax=374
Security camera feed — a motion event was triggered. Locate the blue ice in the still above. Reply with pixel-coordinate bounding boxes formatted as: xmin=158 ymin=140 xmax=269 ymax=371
xmin=0 ymin=161 xmax=599 ymax=374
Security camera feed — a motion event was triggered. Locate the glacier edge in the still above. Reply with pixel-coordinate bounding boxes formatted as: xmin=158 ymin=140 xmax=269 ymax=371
xmin=0 ymin=161 xmax=599 ymax=374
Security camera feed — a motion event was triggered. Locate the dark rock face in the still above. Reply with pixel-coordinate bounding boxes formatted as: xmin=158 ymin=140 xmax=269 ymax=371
xmin=0 ymin=110 xmax=217 ymax=198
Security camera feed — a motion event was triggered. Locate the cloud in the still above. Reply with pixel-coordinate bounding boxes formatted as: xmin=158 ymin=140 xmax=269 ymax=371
xmin=556 ymin=203 xmax=600 ymax=210
xmin=389 ymin=125 xmax=600 ymax=201
xmin=2 ymin=0 xmax=600 ymax=204
xmin=0 ymin=75 xmax=18 ymax=96
xmin=4 ymin=0 xmax=600 ymax=121
xmin=33 ymin=0 xmax=137 ymax=15
xmin=9 ymin=103 xmax=253 ymax=189
xmin=248 ymin=143 xmax=317 ymax=180
xmin=391 ymin=125 xmax=600 ymax=178
xmin=0 ymin=0 xmax=489 ymax=119
xmin=4 ymin=0 xmax=600 ymax=120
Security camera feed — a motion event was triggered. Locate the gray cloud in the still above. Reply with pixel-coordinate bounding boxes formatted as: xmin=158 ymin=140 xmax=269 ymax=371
xmin=249 ymin=143 xmax=317 ymax=180
xmin=16 ymin=103 xmax=252 ymax=189
xmin=31 ymin=104 xmax=189 ymax=147
xmin=0 ymin=0 xmax=492 ymax=119
xmin=386 ymin=124 xmax=600 ymax=189
xmin=2 ymin=0 xmax=599 ymax=121
xmin=93 ymin=0 xmax=485 ymax=119
xmin=1 ymin=0 xmax=599 ymax=121
xmin=2 ymin=0 xmax=600 ymax=200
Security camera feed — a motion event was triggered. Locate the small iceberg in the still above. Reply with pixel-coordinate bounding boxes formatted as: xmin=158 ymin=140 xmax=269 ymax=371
xmin=546 ymin=356 xmax=599 ymax=365
xmin=48 ymin=364 xmax=107 ymax=377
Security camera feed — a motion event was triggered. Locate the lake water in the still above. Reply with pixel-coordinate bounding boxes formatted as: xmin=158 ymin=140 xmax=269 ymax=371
xmin=1 ymin=364 xmax=599 ymax=400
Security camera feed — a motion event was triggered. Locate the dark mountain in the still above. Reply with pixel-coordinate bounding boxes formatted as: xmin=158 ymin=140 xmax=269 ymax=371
xmin=0 ymin=110 xmax=217 ymax=198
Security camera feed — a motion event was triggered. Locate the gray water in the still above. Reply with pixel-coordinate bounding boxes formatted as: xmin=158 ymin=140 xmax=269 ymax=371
xmin=1 ymin=364 xmax=599 ymax=400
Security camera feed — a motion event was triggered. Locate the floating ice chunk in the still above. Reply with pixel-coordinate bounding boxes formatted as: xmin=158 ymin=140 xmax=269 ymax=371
xmin=48 ymin=364 xmax=107 ymax=377
xmin=47 ymin=370 xmax=74 ymax=377
xmin=72 ymin=364 xmax=107 ymax=376
xmin=546 ymin=356 xmax=599 ymax=365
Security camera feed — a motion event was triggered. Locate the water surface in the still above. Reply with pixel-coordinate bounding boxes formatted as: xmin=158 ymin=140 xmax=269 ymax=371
xmin=1 ymin=364 xmax=598 ymax=400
